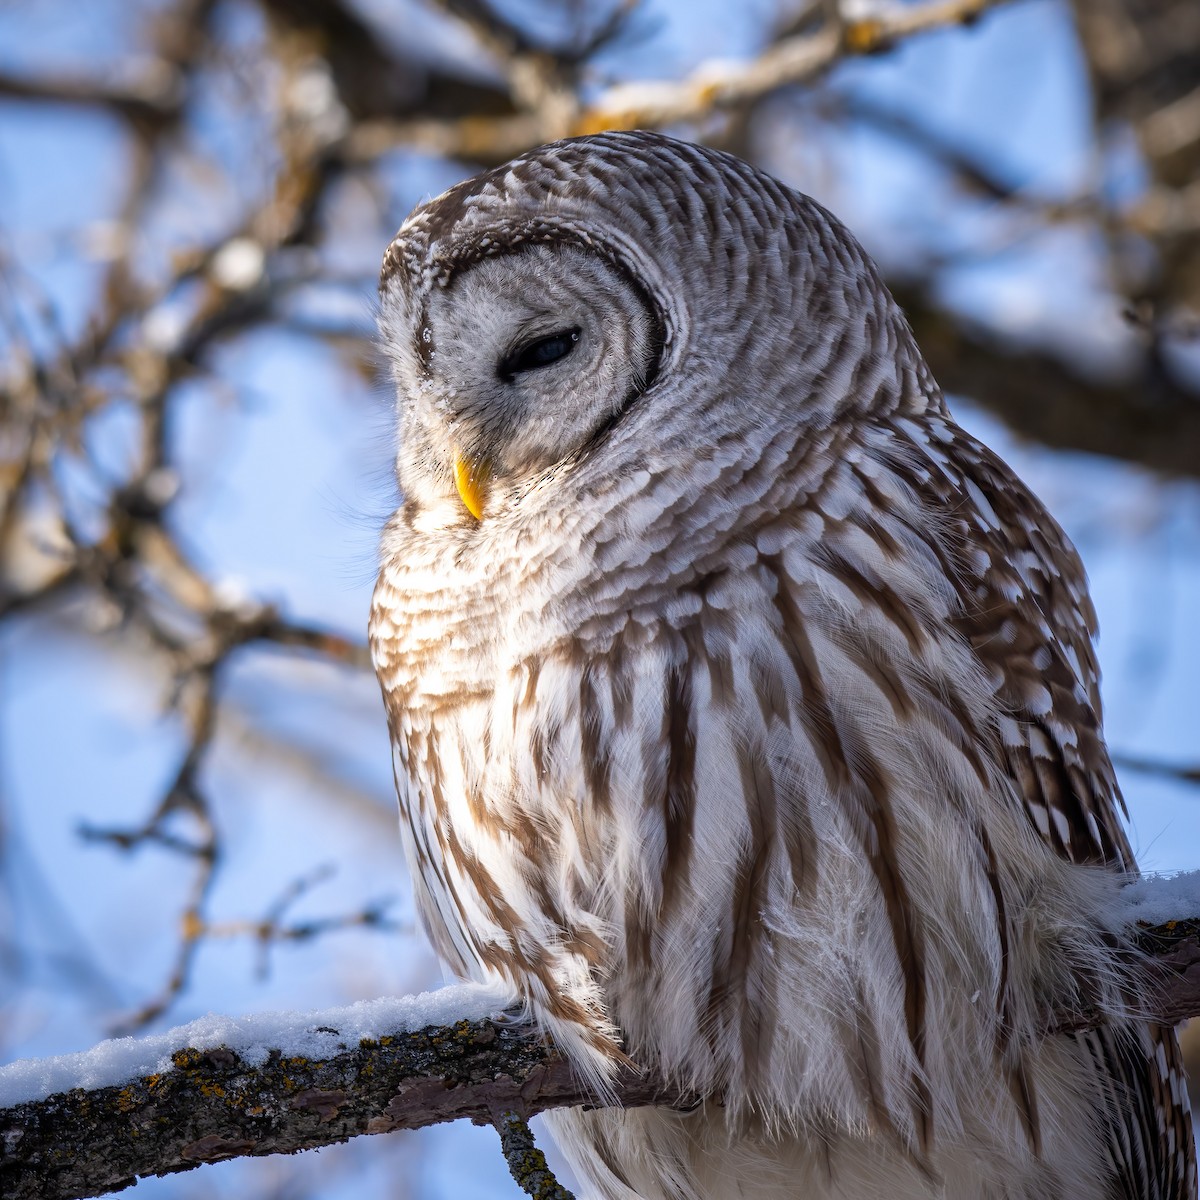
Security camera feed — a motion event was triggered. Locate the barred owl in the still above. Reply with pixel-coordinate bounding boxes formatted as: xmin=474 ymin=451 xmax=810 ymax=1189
xmin=370 ymin=131 xmax=1195 ymax=1199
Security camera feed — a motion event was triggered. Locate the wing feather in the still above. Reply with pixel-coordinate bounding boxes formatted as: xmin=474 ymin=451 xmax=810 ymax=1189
xmin=884 ymin=415 xmax=1195 ymax=1199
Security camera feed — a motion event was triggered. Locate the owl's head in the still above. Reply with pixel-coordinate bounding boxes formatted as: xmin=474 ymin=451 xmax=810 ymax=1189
xmin=386 ymin=241 xmax=664 ymax=520
xmin=378 ymin=131 xmax=925 ymax=526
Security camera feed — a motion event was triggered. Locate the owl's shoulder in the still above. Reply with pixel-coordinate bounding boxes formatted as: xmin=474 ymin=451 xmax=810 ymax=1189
xmin=871 ymin=415 xmax=1130 ymax=869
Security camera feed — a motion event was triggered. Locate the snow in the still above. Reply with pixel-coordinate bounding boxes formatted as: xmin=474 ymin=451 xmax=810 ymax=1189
xmin=1111 ymin=870 xmax=1200 ymax=929
xmin=0 ymin=981 xmax=515 ymax=1109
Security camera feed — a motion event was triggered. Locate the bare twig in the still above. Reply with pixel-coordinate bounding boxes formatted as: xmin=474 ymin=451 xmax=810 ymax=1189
xmin=494 ymin=1111 xmax=578 ymax=1200
xmin=193 ymin=865 xmax=404 ymax=980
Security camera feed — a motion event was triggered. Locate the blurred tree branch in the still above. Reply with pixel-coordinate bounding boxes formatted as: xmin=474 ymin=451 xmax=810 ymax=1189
xmin=4 ymin=905 xmax=1200 ymax=1200
xmin=1071 ymin=0 xmax=1200 ymax=311
xmin=345 ymin=0 xmax=1022 ymax=162
xmin=1113 ymin=753 xmax=1200 ymax=788
xmin=895 ymin=281 xmax=1200 ymax=477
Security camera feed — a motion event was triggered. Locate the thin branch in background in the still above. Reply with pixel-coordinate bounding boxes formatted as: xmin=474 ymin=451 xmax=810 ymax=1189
xmin=1114 ymin=753 xmax=1200 ymax=788
xmin=194 ymin=864 xmax=406 ymax=980
xmin=78 ymin=663 xmax=222 ymax=1035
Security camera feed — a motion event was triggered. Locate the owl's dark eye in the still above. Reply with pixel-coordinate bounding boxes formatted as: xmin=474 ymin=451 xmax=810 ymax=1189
xmin=498 ymin=327 xmax=580 ymax=381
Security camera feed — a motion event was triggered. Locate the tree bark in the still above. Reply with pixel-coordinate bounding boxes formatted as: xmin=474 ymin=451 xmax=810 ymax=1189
xmin=4 ymin=916 xmax=1200 ymax=1200
xmin=0 ymin=1013 xmax=673 ymax=1200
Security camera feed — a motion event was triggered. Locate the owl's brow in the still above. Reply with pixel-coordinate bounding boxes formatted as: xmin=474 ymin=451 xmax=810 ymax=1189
xmin=431 ymin=220 xmax=645 ymax=288
xmin=413 ymin=226 xmax=670 ymax=397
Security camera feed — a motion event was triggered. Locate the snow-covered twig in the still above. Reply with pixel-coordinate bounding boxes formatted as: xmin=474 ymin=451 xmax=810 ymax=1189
xmin=0 ymin=984 xmax=674 ymax=1200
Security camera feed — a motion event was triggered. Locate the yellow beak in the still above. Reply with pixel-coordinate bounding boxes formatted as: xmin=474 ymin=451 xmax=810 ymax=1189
xmin=453 ymin=452 xmax=491 ymax=520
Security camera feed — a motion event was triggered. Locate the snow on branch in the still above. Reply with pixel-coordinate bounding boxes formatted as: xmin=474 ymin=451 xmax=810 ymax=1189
xmin=5 ymin=876 xmax=1200 ymax=1200
xmin=0 ymin=983 xmax=672 ymax=1200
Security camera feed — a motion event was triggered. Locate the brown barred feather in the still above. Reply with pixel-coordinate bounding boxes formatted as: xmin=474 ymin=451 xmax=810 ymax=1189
xmin=372 ymin=131 xmax=1195 ymax=1199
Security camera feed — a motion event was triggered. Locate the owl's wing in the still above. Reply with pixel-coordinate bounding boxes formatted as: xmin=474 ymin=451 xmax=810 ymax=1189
xmin=890 ymin=417 xmax=1195 ymax=1200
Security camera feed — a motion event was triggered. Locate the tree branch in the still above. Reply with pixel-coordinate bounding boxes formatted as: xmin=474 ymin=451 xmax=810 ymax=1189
xmin=345 ymin=0 xmax=1022 ymax=165
xmin=892 ymin=282 xmax=1200 ymax=480
xmin=5 ymin=896 xmax=1200 ymax=1200
xmin=0 ymin=1008 xmax=671 ymax=1200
